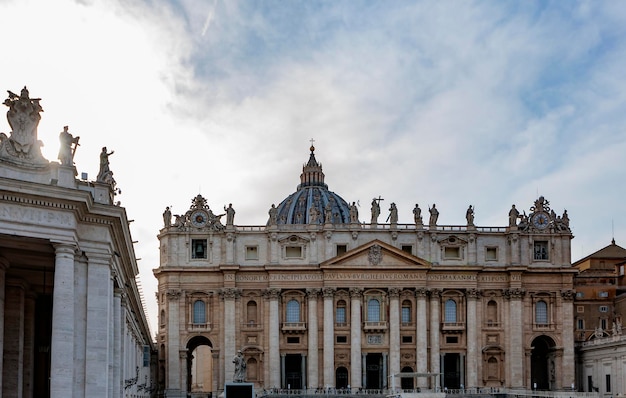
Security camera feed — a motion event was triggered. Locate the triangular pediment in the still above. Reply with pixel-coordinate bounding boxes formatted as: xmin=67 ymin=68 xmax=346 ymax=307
xmin=320 ymin=239 xmax=431 ymax=270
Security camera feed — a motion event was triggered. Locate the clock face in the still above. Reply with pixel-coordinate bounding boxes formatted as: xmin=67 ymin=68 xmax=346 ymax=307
xmin=532 ymin=212 xmax=550 ymax=229
xmin=190 ymin=210 xmax=208 ymax=227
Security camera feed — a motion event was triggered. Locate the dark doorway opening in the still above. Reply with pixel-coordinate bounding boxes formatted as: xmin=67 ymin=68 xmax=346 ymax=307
xmin=285 ymin=354 xmax=302 ymax=389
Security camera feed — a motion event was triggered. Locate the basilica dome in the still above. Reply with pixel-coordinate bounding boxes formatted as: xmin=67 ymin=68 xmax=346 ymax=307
xmin=275 ymin=146 xmax=352 ymax=225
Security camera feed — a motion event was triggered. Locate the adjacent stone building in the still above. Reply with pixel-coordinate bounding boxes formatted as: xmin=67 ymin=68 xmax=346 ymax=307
xmin=0 ymin=87 xmax=155 ymax=397
xmin=574 ymin=240 xmax=626 ymax=396
xmin=155 ymin=145 xmax=577 ymax=397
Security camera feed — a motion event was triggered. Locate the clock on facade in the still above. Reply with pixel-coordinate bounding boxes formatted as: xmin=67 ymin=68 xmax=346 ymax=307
xmin=190 ymin=209 xmax=208 ymax=227
xmin=532 ymin=212 xmax=550 ymax=229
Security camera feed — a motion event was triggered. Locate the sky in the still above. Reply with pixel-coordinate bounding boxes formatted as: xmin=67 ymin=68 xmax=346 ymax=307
xmin=2 ymin=0 xmax=626 ymax=334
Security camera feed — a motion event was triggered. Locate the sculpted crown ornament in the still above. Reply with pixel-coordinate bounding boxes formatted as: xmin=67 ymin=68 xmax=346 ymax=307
xmin=0 ymin=87 xmax=48 ymax=166
xmin=517 ymin=196 xmax=571 ymax=233
xmin=171 ymin=194 xmax=226 ymax=231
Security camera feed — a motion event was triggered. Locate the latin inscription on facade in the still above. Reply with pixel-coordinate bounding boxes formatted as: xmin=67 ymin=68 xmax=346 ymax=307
xmin=428 ymin=274 xmax=476 ymax=281
xmin=0 ymin=203 xmax=74 ymax=227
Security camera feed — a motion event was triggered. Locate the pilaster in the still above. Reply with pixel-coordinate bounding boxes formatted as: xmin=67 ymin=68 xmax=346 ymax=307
xmin=323 ymin=288 xmax=335 ymax=387
xmin=350 ymin=287 xmax=363 ymax=389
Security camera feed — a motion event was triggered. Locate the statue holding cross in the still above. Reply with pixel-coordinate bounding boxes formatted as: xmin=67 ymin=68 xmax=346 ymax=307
xmin=371 ymin=196 xmax=383 ymax=224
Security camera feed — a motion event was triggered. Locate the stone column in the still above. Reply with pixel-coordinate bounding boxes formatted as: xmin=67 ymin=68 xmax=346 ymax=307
xmin=350 ymin=288 xmax=363 ymax=389
xmin=268 ymin=232 xmax=279 ymax=264
xmin=0 ymin=258 xmax=7 ymax=395
xmin=429 ymin=289 xmax=441 ymax=390
xmin=84 ymin=253 xmax=113 ymax=397
xmin=465 ymin=289 xmax=479 ymax=388
xmin=505 ymin=288 xmax=525 ymax=387
xmin=50 ymin=242 xmax=76 ymax=397
xmin=560 ymin=290 xmax=576 ymax=389
xmin=166 ymin=290 xmax=182 ymax=395
xmin=23 ymin=291 xmax=36 ymax=398
xmin=281 ymin=354 xmax=286 ymax=389
xmin=415 ymin=288 xmax=428 ymax=388
xmin=180 ymin=350 xmax=188 ymax=396
xmin=309 ymin=232 xmax=318 ymax=264
xmin=113 ymin=289 xmax=123 ymax=398
xmin=225 ymin=233 xmax=235 ymax=264
xmin=323 ymin=288 xmax=335 ymax=387
xmin=389 ymin=288 xmax=400 ymax=390
xmin=3 ymin=280 xmax=25 ymax=398
xmin=307 ymin=288 xmax=320 ymax=389
xmin=267 ymin=288 xmax=281 ymax=388
xmin=74 ymin=253 xmax=88 ymax=397
xmin=223 ymin=288 xmax=239 ymax=383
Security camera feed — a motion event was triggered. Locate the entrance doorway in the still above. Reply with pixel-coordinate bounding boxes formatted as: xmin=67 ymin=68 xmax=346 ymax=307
xmin=443 ymin=353 xmax=461 ymax=389
xmin=366 ymin=353 xmax=383 ymax=389
xmin=531 ymin=335 xmax=556 ymax=390
xmin=186 ymin=336 xmax=213 ymax=396
xmin=285 ymin=354 xmax=303 ymax=389
xmin=336 ymin=367 xmax=349 ymax=389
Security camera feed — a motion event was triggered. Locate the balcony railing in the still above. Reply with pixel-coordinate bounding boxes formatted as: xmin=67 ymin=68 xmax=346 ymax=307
xmin=363 ymin=321 xmax=388 ymax=332
xmin=188 ymin=322 xmax=211 ymax=332
xmin=441 ymin=322 xmax=465 ymax=333
xmin=281 ymin=322 xmax=306 ymax=333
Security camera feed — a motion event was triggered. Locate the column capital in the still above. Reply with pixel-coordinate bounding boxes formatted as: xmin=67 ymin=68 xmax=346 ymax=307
xmin=465 ymin=288 xmax=481 ymax=299
xmin=322 ymin=287 xmax=336 ymax=298
xmin=561 ymin=289 xmax=575 ymax=301
xmin=350 ymin=287 xmax=363 ymax=298
xmin=429 ymin=288 xmax=442 ymax=299
xmin=415 ymin=287 xmax=429 ymax=298
xmin=306 ymin=288 xmax=321 ymax=299
xmin=52 ymin=241 xmax=77 ymax=255
xmin=220 ymin=288 xmax=240 ymax=300
xmin=264 ymin=288 xmax=281 ymax=300
xmin=504 ymin=288 xmax=526 ymax=300
xmin=388 ymin=287 xmax=400 ymax=298
xmin=166 ymin=289 xmax=181 ymax=301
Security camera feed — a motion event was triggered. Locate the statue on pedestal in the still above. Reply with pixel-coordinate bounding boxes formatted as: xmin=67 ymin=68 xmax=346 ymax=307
xmin=233 ymin=350 xmax=246 ymax=383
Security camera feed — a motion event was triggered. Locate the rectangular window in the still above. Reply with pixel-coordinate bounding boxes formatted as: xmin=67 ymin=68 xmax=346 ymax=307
xmin=444 ymin=247 xmax=460 ymax=259
xmin=576 ymin=292 xmax=584 ymax=298
xmin=402 ymin=335 xmax=413 ymax=344
xmin=577 ymin=305 xmax=584 ymax=313
xmin=143 ymin=345 xmax=150 ymax=367
xmin=336 ymin=335 xmax=348 ymax=344
xmin=446 ymin=336 xmax=458 ymax=344
xmin=336 ymin=307 xmax=346 ymax=324
xmin=577 ymin=319 xmax=584 ymax=330
xmin=401 ymin=307 xmax=411 ymax=324
xmin=621 ymin=265 xmax=625 ymax=276
xmin=599 ymin=291 xmax=609 ymax=298
xmin=601 ymin=318 xmax=608 ymax=330
xmin=336 ymin=244 xmax=347 ymax=256
xmin=245 ymin=246 xmax=259 ymax=260
xmin=285 ymin=246 xmax=302 ymax=258
xmin=533 ymin=241 xmax=549 ymax=260
xmin=600 ymin=306 xmax=609 ymax=313
xmin=485 ymin=247 xmax=498 ymax=261
xmin=287 ymin=337 xmax=300 ymax=344
xmin=401 ymin=245 xmax=413 ymax=254
xmin=606 ymin=374 xmax=611 ymax=393
xmin=191 ymin=239 xmax=207 ymax=259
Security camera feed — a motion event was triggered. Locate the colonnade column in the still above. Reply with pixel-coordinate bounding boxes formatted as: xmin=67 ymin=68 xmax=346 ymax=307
xmin=84 ymin=252 xmax=113 ymax=397
xmin=166 ymin=290 xmax=182 ymax=395
xmin=465 ymin=289 xmax=479 ymax=388
xmin=388 ymin=288 xmax=400 ymax=390
xmin=415 ymin=288 xmax=428 ymax=388
xmin=307 ymin=288 xmax=320 ymax=390
xmin=50 ymin=242 xmax=77 ymax=397
xmin=23 ymin=291 xmax=36 ymax=398
xmin=506 ymin=288 xmax=525 ymax=387
xmin=113 ymin=289 xmax=123 ymax=398
xmin=429 ymin=289 xmax=441 ymax=390
xmin=350 ymin=288 xmax=363 ymax=389
xmin=267 ymin=288 xmax=281 ymax=388
xmin=0 ymin=259 xmax=7 ymax=394
xmin=223 ymin=288 xmax=239 ymax=383
xmin=3 ymin=280 xmax=25 ymax=398
xmin=322 ymin=288 xmax=335 ymax=388
xmin=560 ymin=290 xmax=576 ymax=389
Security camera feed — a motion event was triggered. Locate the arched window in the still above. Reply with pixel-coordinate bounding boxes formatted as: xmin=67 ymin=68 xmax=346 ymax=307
xmin=193 ymin=300 xmax=206 ymax=324
xmin=160 ymin=309 xmax=166 ymax=328
xmin=247 ymin=301 xmax=258 ymax=325
xmin=247 ymin=358 xmax=258 ymax=380
xmin=368 ymin=298 xmax=380 ymax=322
xmin=444 ymin=299 xmax=457 ymax=323
xmin=487 ymin=300 xmax=498 ymax=326
xmin=286 ymin=299 xmax=300 ymax=323
xmin=535 ymin=300 xmax=548 ymax=325
xmin=487 ymin=357 xmax=498 ymax=379
xmin=336 ymin=300 xmax=347 ymax=324
xmin=402 ymin=300 xmax=412 ymax=324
